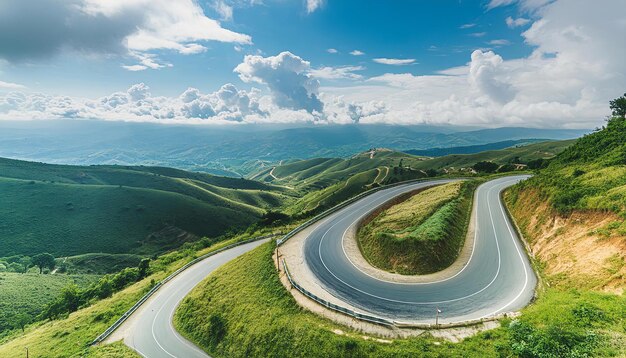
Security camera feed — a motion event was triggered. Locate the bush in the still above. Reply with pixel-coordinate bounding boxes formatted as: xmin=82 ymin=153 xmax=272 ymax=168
xmin=473 ymin=161 xmax=499 ymax=173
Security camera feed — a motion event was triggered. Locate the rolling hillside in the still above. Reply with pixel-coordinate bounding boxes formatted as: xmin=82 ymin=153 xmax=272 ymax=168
xmin=408 ymin=140 xmax=573 ymax=172
xmin=506 ymin=111 xmax=626 ymax=293
xmin=0 ymin=158 xmax=294 ymax=258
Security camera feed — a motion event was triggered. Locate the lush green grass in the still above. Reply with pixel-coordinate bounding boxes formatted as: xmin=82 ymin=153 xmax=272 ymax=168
xmin=509 ymin=117 xmax=626 ymax=216
xmin=175 ymin=242 xmax=626 ymax=358
xmin=0 ymin=157 xmax=295 ymax=258
xmin=357 ymin=182 xmax=476 ymax=274
xmin=0 ymin=271 xmax=99 ymax=339
xmin=0 ymin=233 xmax=271 ymax=357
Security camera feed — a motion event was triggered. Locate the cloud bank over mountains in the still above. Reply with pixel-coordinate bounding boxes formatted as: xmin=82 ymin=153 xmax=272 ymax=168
xmin=0 ymin=0 xmax=624 ymax=128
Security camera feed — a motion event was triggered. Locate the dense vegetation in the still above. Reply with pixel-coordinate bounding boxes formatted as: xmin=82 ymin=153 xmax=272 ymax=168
xmin=357 ymin=181 xmax=476 ymax=274
xmin=0 ymin=158 xmax=293 ymax=258
xmin=175 ymin=242 xmax=625 ymax=358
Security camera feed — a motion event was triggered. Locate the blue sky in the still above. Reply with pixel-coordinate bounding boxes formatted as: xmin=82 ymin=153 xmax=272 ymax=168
xmin=0 ymin=0 xmax=624 ymax=128
xmin=3 ymin=0 xmax=534 ymax=97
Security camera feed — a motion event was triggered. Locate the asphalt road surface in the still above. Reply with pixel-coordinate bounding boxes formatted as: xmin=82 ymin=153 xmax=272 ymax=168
xmin=303 ymin=176 xmax=537 ymax=324
xmin=125 ymin=239 xmax=269 ymax=358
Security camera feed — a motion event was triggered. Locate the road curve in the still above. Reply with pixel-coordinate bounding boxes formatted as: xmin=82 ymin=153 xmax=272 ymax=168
xmin=123 ymin=239 xmax=270 ymax=358
xmin=303 ymin=175 xmax=537 ymax=324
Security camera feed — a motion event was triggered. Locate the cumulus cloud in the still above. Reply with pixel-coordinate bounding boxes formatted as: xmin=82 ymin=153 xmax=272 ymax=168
xmin=319 ymin=0 xmax=626 ymax=128
xmin=468 ymin=50 xmax=515 ymax=103
xmin=1 ymin=0 xmax=624 ymax=129
xmin=0 ymin=0 xmax=250 ymax=69
xmin=350 ymin=50 xmax=365 ymax=56
xmin=234 ymin=51 xmax=324 ymax=113
xmin=373 ymin=58 xmax=416 ymax=66
xmin=327 ymin=48 xmax=338 ymax=54
xmin=459 ymin=23 xmax=476 ymax=29
xmin=0 ymin=81 xmax=385 ymax=124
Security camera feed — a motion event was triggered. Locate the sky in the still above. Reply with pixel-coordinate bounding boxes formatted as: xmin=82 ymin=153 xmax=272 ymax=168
xmin=0 ymin=0 xmax=624 ymax=128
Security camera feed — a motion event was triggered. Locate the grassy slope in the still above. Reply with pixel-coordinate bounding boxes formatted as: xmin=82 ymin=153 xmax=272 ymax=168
xmin=0 ymin=158 xmax=294 ymax=257
xmin=176 ymin=242 xmax=626 ymax=358
xmin=255 ymin=150 xmax=429 ymax=190
xmin=509 ymin=118 xmax=626 ymax=216
xmin=357 ymin=182 xmax=476 ymax=275
xmin=0 ymin=272 xmax=99 ymax=338
xmin=504 ymin=116 xmax=626 ymax=293
xmin=0 ymin=235 xmax=267 ymax=357
xmin=409 ymin=140 xmax=573 ymax=171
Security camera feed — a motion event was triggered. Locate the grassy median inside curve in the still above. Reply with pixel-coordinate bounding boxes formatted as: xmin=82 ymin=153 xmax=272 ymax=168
xmin=357 ymin=181 xmax=477 ymax=275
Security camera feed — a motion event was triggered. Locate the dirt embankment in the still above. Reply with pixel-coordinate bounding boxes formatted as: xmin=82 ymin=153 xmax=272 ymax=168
xmin=505 ymin=189 xmax=626 ymax=294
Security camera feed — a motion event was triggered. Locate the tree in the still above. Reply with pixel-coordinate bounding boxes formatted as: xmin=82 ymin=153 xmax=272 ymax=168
xmin=473 ymin=161 xmax=499 ymax=173
xmin=609 ymin=92 xmax=626 ymax=118
xmin=13 ymin=313 xmax=30 ymax=333
xmin=138 ymin=258 xmax=150 ymax=279
xmin=31 ymin=253 xmax=55 ymax=274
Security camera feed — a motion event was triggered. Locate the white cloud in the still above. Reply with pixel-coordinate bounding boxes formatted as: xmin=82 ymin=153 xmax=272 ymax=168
xmin=350 ymin=50 xmax=365 ymax=56
xmin=486 ymin=0 xmax=516 ymax=10
xmin=488 ymin=39 xmax=512 ymax=46
xmin=306 ymin=0 xmax=325 ymax=14
xmin=235 ymin=51 xmax=324 ymax=113
xmin=468 ymin=50 xmax=515 ymax=103
xmin=309 ymin=66 xmax=364 ymax=80
xmin=506 ymin=16 xmax=531 ymax=28
xmin=121 ymin=65 xmax=148 ymax=71
xmin=327 ymin=48 xmax=338 ymax=54
xmin=460 ymin=23 xmax=476 ymax=29
xmin=0 ymin=0 xmax=250 ymax=70
xmin=373 ymin=58 xmax=416 ymax=66
xmin=0 ymin=81 xmax=26 ymax=90
xmin=213 ymin=0 xmax=234 ymax=21
xmin=321 ymin=0 xmax=626 ymax=129
xmin=2 ymin=0 xmax=624 ymax=129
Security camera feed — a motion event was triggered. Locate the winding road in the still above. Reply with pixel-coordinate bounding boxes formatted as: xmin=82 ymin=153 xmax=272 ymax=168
xmin=303 ymin=175 xmax=536 ymax=323
xmin=118 ymin=175 xmax=536 ymax=357
xmin=121 ymin=239 xmax=270 ymax=358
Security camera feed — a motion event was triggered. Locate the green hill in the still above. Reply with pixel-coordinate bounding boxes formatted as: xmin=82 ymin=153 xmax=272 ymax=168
xmin=512 ymin=116 xmax=626 ymax=215
xmin=408 ymin=139 xmax=573 ymax=172
xmin=0 ymin=158 xmax=294 ymax=258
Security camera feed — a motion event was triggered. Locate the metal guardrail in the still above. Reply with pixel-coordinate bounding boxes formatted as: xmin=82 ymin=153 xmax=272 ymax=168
xmin=282 ymin=259 xmax=393 ymax=326
xmin=282 ymin=258 xmax=514 ymax=329
xmin=276 ymin=177 xmax=450 ymax=246
xmin=90 ymin=233 xmax=281 ymax=346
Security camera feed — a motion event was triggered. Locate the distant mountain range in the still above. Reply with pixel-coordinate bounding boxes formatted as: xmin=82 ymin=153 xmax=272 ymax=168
xmin=0 ymin=120 xmax=589 ymax=176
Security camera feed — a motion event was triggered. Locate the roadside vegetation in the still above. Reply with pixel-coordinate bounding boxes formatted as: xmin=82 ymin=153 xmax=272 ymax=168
xmin=357 ymin=181 xmax=477 ymax=274
xmin=0 ymin=231 xmax=279 ymax=357
xmin=505 ymin=94 xmax=626 ymax=293
xmin=175 ymin=242 xmax=625 ymax=358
